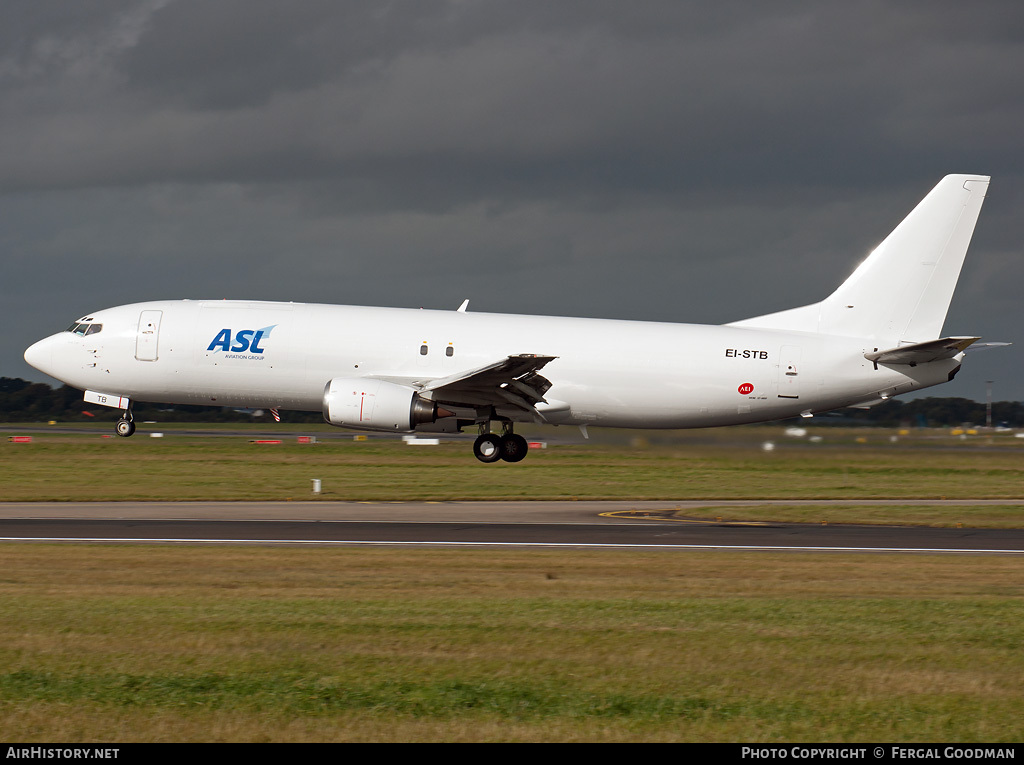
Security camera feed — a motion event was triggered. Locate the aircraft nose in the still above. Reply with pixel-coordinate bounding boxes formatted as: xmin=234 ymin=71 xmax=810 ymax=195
xmin=24 ymin=336 xmax=55 ymax=375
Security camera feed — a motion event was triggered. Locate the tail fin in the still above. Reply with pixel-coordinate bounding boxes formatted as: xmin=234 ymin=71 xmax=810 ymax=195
xmin=729 ymin=174 xmax=990 ymax=344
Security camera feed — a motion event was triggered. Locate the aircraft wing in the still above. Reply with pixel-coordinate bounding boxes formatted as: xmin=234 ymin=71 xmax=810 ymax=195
xmin=420 ymin=354 xmax=557 ymax=412
xmin=864 ymin=337 xmax=980 ymax=365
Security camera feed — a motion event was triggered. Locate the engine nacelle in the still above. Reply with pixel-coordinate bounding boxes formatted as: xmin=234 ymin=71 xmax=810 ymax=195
xmin=322 ymin=377 xmax=440 ymax=432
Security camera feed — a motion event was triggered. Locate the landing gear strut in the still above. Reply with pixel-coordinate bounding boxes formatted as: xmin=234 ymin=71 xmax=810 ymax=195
xmin=115 ymin=408 xmax=135 ymax=438
xmin=473 ymin=423 xmax=528 ymax=464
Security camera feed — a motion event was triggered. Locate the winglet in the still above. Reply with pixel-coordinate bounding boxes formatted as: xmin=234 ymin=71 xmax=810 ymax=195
xmin=457 ymin=299 xmax=469 ymax=313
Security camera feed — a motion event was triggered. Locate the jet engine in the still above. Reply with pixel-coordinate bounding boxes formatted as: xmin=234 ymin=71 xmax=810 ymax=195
xmin=322 ymin=377 xmax=441 ymax=432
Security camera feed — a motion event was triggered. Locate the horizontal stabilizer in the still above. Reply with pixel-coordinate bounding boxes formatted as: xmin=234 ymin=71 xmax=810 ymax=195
xmin=965 ymin=342 xmax=1012 ymax=353
xmin=864 ymin=337 xmax=979 ymax=365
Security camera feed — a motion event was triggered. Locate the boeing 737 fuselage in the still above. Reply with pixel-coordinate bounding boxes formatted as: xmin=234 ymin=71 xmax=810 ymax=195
xmin=24 ymin=175 xmax=996 ymax=462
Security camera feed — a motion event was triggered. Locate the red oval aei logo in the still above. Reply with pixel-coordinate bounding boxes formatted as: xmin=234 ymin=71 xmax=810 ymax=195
xmin=738 ymin=382 xmax=754 ymax=395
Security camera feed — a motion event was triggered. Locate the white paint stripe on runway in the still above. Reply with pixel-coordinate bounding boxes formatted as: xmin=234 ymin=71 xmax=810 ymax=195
xmin=0 ymin=519 xmax=711 ymax=528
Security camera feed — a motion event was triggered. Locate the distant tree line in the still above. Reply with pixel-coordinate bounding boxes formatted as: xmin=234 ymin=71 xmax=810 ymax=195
xmin=1 ymin=377 xmax=1022 ymax=427
xmin=0 ymin=378 xmax=321 ymax=423
xmin=826 ymin=397 xmax=1024 ymax=428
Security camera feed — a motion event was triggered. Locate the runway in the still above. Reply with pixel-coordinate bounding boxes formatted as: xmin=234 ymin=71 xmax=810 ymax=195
xmin=1 ymin=501 xmax=1022 ymax=554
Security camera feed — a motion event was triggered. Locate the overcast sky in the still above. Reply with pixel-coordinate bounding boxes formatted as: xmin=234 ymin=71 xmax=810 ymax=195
xmin=2 ymin=1 xmax=1022 ymax=402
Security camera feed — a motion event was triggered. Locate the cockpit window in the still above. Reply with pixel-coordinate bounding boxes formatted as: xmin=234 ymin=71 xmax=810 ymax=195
xmin=66 ymin=322 xmax=102 ymax=336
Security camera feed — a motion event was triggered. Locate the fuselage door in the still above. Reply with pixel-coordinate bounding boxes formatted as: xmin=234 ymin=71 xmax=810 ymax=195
xmin=136 ymin=310 xmax=163 ymax=361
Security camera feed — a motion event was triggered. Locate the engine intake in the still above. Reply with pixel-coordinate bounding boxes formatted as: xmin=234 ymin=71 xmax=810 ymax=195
xmin=323 ymin=378 xmax=440 ymax=432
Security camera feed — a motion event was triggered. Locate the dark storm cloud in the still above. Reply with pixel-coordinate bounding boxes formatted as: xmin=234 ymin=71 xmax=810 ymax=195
xmin=2 ymin=1 xmax=1022 ymax=399
xmin=3 ymin=1 xmax=1020 ymax=200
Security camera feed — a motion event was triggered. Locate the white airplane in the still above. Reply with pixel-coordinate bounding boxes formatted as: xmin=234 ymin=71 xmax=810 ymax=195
xmin=25 ymin=174 xmax=998 ymax=463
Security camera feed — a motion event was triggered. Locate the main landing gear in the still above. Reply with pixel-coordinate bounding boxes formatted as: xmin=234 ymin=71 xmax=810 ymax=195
xmin=473 ymin=424 xmax=528 ymax=464
xmin=115 ymin=408 xmax=135 ymax=438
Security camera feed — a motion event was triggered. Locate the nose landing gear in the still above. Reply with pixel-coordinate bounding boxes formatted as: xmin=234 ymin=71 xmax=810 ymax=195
xmin=115 ymin=408 xmax=135 ymax=438
xmin=473 ymin=423 xmax=529 ymax=464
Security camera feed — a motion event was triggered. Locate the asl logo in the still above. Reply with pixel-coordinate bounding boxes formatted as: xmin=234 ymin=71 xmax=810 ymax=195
xmin=207 ymin=325 xmax=277 ymax=354
xmin=738 ymin=382 xmax=755 ymax=395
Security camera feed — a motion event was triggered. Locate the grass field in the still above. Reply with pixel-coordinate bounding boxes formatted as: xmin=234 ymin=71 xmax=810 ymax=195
xmin=2 ymin=426 xmax=1024 ymax=515
xmin=2 ymin=424 xmax=1022 ymax=741
xmin=0 ymin=545 xmax=1021 ymax=743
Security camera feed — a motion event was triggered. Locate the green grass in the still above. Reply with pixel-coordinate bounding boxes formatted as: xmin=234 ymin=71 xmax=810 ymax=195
xmin=0 ymin=545 xmax=1021 ymax=742
xmin=2 ymin=426 xmax=1024 ymax=507
xmin=3 ymin=425 xmax=1021 ymax=741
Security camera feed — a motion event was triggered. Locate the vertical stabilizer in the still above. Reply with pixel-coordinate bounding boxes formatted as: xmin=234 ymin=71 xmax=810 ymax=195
xmin=729 ymin=175 xmax=989 ymax=344
xmin=820 ymin=174 xmax=988 ymax=343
